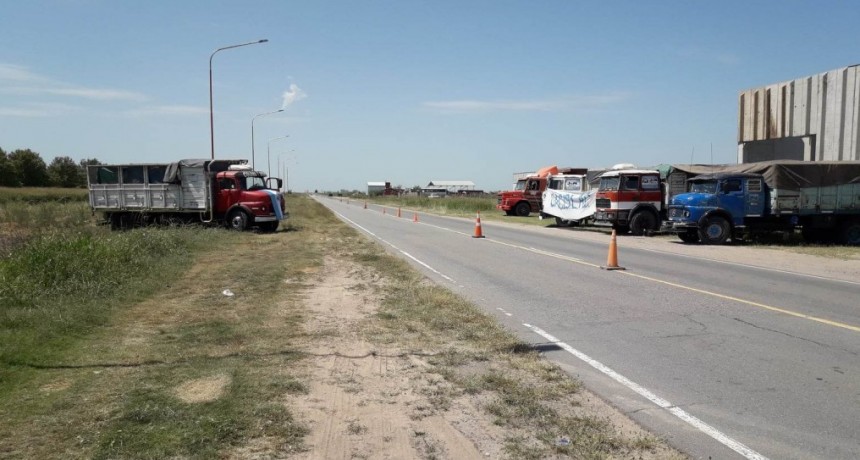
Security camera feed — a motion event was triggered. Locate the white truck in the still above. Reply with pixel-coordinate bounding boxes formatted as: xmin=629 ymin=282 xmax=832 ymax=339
xmin=539 ymin=169 xmax=597 ymax=227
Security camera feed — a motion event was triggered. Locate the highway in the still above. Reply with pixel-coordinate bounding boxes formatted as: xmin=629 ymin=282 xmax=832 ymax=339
xmin=315 ymin=196 xmax=860 ymax=460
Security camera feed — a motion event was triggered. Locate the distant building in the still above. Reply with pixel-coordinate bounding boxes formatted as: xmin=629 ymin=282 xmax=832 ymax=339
xmin=367 ymin=181 xmax=387 ymax=196
xmin=738 ymin=64 xmax=860 ymax=163
xmin=424 ymin=180 xmax=478 ymax=195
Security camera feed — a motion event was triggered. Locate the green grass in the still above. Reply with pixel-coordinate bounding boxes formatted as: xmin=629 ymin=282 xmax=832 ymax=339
xmin=0 ymin=187 xmax=88 ymax=204
xmin=0 ymin=227 xmax=212 ymax=368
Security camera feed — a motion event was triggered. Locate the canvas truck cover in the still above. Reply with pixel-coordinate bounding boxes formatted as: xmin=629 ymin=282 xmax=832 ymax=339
xmin=163 ymin=159 xmax=248 ymax=184
xmin=674 ymin=160 xmax=860 ymax=191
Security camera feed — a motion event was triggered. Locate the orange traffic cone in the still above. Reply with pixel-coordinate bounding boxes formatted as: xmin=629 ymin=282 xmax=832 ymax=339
xmin=397 ymin=207 xmax=402 ymax=218
xmin=413 ymin=212 xmax=419 ymax=223
xmin=472 ymin=211 xmax=485 ymax=238
xmin=601 ymin=229 xmax=625 ymax=270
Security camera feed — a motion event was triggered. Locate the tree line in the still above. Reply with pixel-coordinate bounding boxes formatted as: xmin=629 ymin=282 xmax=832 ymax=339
xmin=0 ymin=147 xmax=100 ymax=188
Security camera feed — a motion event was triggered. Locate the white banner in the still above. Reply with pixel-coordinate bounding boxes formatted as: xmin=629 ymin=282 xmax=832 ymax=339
xmin=542 ymin=189 xmax=597 ymax=222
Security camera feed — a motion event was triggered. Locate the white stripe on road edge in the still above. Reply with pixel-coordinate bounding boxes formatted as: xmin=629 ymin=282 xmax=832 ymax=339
xmin=333 ymin=211 xmax=455 ymax=283
xmin=523 ymin=324 xmax=768 ymax=460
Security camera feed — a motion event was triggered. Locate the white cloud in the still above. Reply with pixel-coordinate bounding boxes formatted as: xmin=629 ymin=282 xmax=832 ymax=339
xmin=124 ymin=105 xmax=210 ymax=117
xmin=281 ymin=83 xmax=307 ymax=108
xmin=0 ymin=102 xmax=77 ymax=117
xmin=423 ymin=92 xmax=631 ymax=113
xmin=0 ymin=62 xmax=146 ymax=102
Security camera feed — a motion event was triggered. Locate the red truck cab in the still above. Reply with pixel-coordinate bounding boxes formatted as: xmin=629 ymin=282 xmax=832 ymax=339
xmin=214 ymin=165 xmax=285 ymax=232
xmin=497 ymin=165 xmax=560 ymax=217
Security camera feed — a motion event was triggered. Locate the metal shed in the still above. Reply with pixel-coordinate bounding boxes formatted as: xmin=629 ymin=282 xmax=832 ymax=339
xmin=738 ymin=64 xmax=860 ymax=163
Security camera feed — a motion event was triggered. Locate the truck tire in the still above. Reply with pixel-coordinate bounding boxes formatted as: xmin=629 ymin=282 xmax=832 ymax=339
xmin=678 ymin=229 xmax=700 ymax=243
xmin=227 ymin=209 xmax=250 ymax=231
xmin=629 ymin=211 xmax=657 ymax=236
xmin=699 ymin=216 xmax=730 ymax=244
xmin=840 ymin=221 xmax=860 ymax=245
xmin=555 ymin=217 xmax=574 ymax=227
xmin=514 ymin=201 xmax=531 ymax=217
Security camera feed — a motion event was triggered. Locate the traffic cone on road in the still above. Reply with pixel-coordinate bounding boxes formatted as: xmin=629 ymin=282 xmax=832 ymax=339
xmin=397 ymin=207 xmax=402 ymax=218
xmin=600 ymin=229 xmax=625 ymax=270
xmin=413 ymin=212 xmax=419 ymax=223
xmin=472 ymin=211 xmax=485 ymax=238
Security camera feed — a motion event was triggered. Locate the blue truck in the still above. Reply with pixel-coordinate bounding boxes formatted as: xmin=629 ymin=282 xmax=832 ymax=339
xmin=664 ymin=160 xmax=860 ymax=245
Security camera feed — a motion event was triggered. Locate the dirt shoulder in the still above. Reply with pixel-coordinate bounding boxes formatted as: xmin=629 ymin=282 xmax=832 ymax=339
xmin=286 ymin=254 xmax=684 ymax=459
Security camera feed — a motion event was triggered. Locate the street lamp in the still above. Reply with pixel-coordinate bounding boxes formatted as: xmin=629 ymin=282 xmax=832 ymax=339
xmin=279 ymin=150 xmax=296 ymax=192
xmin=209 ymin=39 xmax=269 ymax=160
xmin=251 ymin=109 xmax=283 ymax=169
xmin=267 ymin=135 xmax=289 ymax=178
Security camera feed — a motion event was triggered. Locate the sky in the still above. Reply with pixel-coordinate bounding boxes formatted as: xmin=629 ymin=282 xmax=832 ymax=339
xmin=1 ymin=1 xmax=859 ymax=192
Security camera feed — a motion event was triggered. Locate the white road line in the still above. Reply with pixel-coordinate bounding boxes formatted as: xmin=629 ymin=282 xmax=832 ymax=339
xmin=524 ymin=324 xmax=769 ymax=460
xmin=333 ymin=211 xmax=456 ymax=283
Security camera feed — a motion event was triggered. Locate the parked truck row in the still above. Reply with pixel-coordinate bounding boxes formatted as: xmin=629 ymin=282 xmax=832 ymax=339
xmin=87 ymin=159 xmax=287 ymax=231
xmin=500 ymin=160 xmax=860 ymax=245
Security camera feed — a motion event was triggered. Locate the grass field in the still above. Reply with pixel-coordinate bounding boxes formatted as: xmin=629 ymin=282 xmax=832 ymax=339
xmin=0 ymin=193 xmax=676 ymax=458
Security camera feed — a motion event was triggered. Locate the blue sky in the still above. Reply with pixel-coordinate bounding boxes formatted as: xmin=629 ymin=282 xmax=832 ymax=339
xmin=1 ymin=1 xmax=858 ymax=192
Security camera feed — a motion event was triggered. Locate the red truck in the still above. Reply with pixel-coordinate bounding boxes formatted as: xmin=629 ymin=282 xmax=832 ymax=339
xmin=87 ymin=159 xmax=287 ymax=231
xmin=496 ymin=165 xmax=561 ymax=216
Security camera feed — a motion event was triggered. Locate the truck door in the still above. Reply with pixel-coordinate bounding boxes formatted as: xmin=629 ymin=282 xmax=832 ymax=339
xmin=744 ymin=178 xmax=765 ymax=217
xmin=719 ymin=178 xmax=746 ymax=226
xmin=216 ymin=177 xmax=240 ymax=214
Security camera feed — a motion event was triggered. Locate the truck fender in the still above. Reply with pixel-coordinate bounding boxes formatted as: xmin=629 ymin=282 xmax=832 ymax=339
xmin=227 ymin=204 xmax=255 ymax=220
xmin=697 ymin=209 xmax=733 ymax=229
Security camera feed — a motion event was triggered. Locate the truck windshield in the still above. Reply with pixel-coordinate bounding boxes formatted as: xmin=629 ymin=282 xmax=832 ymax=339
xmin=598 ymin=176 xmax=620 ymax=191
xmin=689 ymin=181 xmax=718 ymax=194
xmin=548 ymin=178 xmax=563 ymax=190
xmin=243 ymin=176 xmax=266 ymax=190
xmin=514 ymin=180 xmax=527 ymax=191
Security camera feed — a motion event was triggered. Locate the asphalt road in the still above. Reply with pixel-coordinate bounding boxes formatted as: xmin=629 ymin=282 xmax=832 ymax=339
xmin=315 ymin=196 xmax=860 ymax=460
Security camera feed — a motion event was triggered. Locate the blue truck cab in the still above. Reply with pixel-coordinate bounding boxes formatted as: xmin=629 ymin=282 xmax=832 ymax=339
xmin=666 ymin=173 xmax=769 ymax=244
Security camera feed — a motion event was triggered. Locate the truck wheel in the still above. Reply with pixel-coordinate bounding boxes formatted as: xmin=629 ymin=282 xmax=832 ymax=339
xmin=629 ymin=211 xmax=657 ymax=236
xmin=699 ymin=216 xmax=730 ymax=244
xmin=678 ymin=229 xmax=700 ymax=243
xmin=227 ymin=209 xmax=250 ymax=231
xmin=514 ymin=202 xmax=531 ymax=217
xmin=840 ymin=221 xmax=860 ymax=245
xmin=554 ymin=217 xmax=572 ymax=227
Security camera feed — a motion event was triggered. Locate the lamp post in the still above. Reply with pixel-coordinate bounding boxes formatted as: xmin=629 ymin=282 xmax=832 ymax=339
xmin=267 ymin=135 xmax=289 ymax=178
xmin=251 ymin=109 xmax=283 ymax=169
xmin=279 ymin=150 xmax=296 ymax=192
xmin=209 ymin=39 xmax=269 ymax=160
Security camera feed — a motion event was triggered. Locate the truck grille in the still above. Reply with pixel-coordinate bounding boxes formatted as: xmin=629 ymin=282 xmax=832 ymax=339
xmin=668 ymin=207 xmax=685 ymax=218
xmin=596 ymin=198 xmax=611 ymax=209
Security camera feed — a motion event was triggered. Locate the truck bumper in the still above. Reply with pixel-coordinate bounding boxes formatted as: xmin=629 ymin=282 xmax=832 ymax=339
xmin=662 ymin=220 xmax=696 ymax=233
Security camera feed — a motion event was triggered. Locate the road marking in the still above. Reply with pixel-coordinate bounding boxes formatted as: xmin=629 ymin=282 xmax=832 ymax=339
xmin=333 ymin=211 xmax=456 ymax=283
xmin=635 ymin=246 xmax=860 ymax=286
xmin=618 ymin=270 xmax=860 ymax=333
xmin=524 ymin=324 xmax=769 ymax=460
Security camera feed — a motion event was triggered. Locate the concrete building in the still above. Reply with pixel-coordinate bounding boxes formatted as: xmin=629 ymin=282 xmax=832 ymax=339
xmin=738 ymin=64 xmax=860 ymax=163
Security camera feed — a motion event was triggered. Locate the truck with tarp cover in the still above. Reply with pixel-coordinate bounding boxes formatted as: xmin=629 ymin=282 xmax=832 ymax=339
xmin=664 ymin=160 xmax=860 ymax=244
xmin=87 ymin=159 xmax=286 ymax=231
